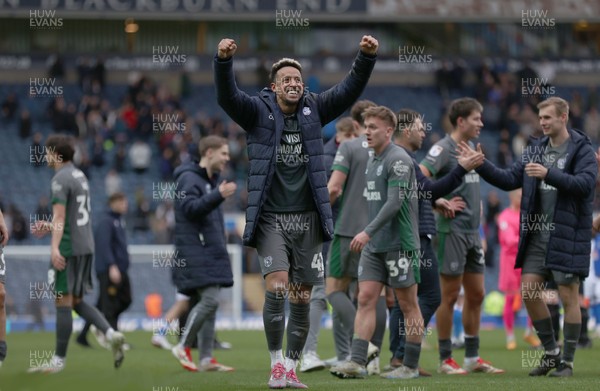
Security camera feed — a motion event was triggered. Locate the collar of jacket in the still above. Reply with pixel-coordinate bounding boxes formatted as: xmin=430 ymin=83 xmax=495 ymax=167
xmin=528 ymin=127 xmax=591 ymax=168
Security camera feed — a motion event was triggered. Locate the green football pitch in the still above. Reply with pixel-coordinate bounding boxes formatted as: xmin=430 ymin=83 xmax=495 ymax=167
xmin=0 ymin=328 xmax=598 ymax=391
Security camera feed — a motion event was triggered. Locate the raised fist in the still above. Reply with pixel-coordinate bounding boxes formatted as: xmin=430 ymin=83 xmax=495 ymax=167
xmin=218 ymin=38 xmax=237 ymax=59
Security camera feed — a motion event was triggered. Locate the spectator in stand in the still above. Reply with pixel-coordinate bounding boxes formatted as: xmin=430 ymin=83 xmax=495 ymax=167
xmin=114 ymin=143 xmax=127 ymax=173
xmin=1 ymin=92 xmax=18 ymax=122
xmin=153 ymin=201 xmax=175 ymax=244
xmin=93 ymin=58 xmax=106 ymax=91
xmin=91 ymin=135 xmax=106 ymax=168
xmin=105 ymin=169 xmax=123 ymax=197
xmin=19 ymin=110 xmax=31 ymax=139
xmin=30 ymin=132 xmax=45 ymax=168
xmin=77 ymin=192 xmax=132 ymax=346
xmin=35 ymin=196 xmax=52 ymax=219
xmin=8 ymin=204 xmax=27 ymax=242
xmin=132 ymin=189 xmax=151 ymax=232
xmin=583 ymin=107 xmax=600 ymax=145
xmin=159 ymin=148 xmax=176 ymax=181
xmin=129 ymin=139 xmax=152 ymax=174
xmin=48 ymin=55 xmax=65 ymax=80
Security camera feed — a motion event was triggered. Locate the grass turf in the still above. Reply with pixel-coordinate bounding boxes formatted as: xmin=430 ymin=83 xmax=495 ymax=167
xmin=0 ymin=328 xmax=598 ymax=391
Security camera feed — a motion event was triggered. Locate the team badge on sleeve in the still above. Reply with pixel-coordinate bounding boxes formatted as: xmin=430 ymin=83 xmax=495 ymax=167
xmin=428 ymin=145 xmax=443 ymax=157
xmin=393 ymin=160 xmax=409 ymax=176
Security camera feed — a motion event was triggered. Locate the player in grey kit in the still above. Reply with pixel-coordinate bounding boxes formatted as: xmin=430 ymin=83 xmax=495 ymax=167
xmin=30 ymin=134 xmax=125 ymax=373
xmin=326 ymin=99 xmax=385 ymax=374
xmin=420 ymin=98 xmax=503 ymax=375
xmin=331 ymin=105 xmax=423 ymax=380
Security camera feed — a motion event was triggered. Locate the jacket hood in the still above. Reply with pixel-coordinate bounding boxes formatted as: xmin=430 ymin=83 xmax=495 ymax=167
xmin=531 ymin=127 xmax=591 ymax=147
xmin=173 ymin=161 xmax=203 ymax=180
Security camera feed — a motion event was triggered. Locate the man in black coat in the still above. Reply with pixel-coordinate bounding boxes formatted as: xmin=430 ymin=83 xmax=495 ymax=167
xmin=461 ymin=97 xmax=597 ymax=377
xmin=170 ymin=136 xmax=236 ymax=372
xmin=77 ymin=192 xmax=132 ymax=347
xmin=215 ymin=35 xmax=378 ymax=389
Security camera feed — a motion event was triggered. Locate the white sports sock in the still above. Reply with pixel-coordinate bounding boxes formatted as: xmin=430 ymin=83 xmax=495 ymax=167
xmin=464 ymin=356 xmax=479 ymax=365
xmin=284 ymin=357 xmax=298 ymax=372
xmin=269 ymin=350 xmax=283 ymax=367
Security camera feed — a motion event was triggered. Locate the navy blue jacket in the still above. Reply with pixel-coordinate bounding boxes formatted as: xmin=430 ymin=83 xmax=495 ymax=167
xmin=400 ymin=146 xmax=468 ymax=236
xmin=94 ymin=210 xmax=129 ymax=274
xmin=172 ymin=162 xmax=233 ymax=290
xmin=476 ymin=128 xmax=597 ymax=277
xmin=214 ymin=51 xmax=376 ymax=247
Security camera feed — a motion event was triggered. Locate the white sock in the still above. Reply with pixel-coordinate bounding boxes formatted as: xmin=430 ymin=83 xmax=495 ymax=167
xmin=270 ymin=350 xmax=283 ymax=367
xmin=105 ymin=328 xmax=115 ymax=341
xmin=284 ymin=357 xmax=298 ymax=372
xmin=464 ymin=356 xmax=479 ymax=365
xmin=200 ymin=357 xmax=211 ymax=366
xmin=547 ymin=348 xmax=560 ymax=355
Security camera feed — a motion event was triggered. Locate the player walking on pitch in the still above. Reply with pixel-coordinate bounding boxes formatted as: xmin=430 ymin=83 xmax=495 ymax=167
xmin=30 ymin=134 xmax=126 ymax=373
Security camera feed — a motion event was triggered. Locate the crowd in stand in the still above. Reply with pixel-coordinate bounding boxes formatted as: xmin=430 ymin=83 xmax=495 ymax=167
xmin=1 ymin=56 xmax=600 ymax=243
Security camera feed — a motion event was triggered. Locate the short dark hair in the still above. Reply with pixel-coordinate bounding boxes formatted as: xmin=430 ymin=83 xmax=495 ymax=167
xmin=270 ymin=58 xmax=302 ymax=83
xmin=350 ymin=100 xmax=377 ymax=127
xmin=396 ymin=108 xmax=420 ymax=133
xmin=199 ymin=135 xmax=227 ymax=157
xmin=448 ymin=98 xmax=483 ymax=127
xmin=108 ymin=192 xmax=126 ymax=204
xmin=45 ymin=134 xmax=74 ymax=162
